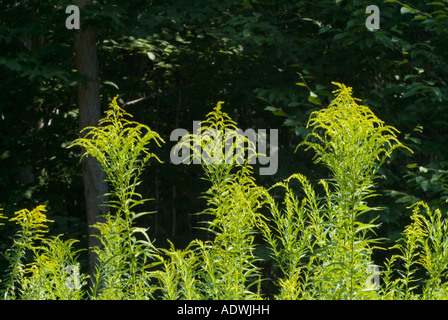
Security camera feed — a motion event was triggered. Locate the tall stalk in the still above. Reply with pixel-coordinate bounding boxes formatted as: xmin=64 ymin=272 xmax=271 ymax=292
xmin=263 ymin=82 xmax=411 ymax=299
xmin=69 ymin=96 xmax=164 ymax=298
xmin=299 ymin=82 xmax=411 ymax=299
xmin=169 ymin=101 xmax=268 ymax=299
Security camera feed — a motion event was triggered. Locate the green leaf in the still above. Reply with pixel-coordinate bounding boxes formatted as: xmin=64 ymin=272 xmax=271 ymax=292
xmin=400 ymin=6 xmax=414 ymax=14
xmin=1 ymin=58 xmax=21 ymax=71
xmin=419 ymin=166 xmax=429 ymax=173
xmin=103 ymin=81 xmax=119 ymax=90
xmin=421 ymin=180 xmax=429 ymax=191
xmin=333 ymin=33 xmax=346 ymax=41
xmin=428 ymin=2 xmax=445 ymax=6
xmin=284 ymin=119 xmax=299 ymax=126
xmin=318 ymin=26 xmax=331 ymax=34
xmin=413 ymin=15 xmax=428 ymax=21
xmin=308 ymin=92 xmax=321 ymax=105
xmin=147 ymin=52 xmax=156 ymax=60
xmin=396 ymin=195 xmax=417 ymax=203
xmin=264 ymin=106 xmax=287 ymax=116
xmin=295 ymin=126 xmax=308 ymax=137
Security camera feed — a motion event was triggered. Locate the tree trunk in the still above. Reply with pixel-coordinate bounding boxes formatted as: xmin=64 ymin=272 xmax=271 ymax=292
xmin=74 ymin=0 xmax=108 ymax=281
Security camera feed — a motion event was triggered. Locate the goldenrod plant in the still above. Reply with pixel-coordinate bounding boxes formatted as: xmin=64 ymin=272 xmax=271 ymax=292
xmin=155 ymin=240 xmax=201 ymax=300
xmin=68 ymin=95 xmax=164 ymax=218
xmin=69 ymin=96 xmax=164 ymax=299
xmin=1 ymin=205 xmax=52 ymax=299
xmin=3 ymin=87 xmax=448 ymax=300
xmin=158 ymin=102 xmax=268 ymax=299
xmin=193 ymin=104 xmax=267 ymax=299
xmin=381 ymin=201 xmax=448 ymax=299
xmin=0 ymin=205 xmax=86 ymax=299
xmin=300 ymin=82 xmax=409 ymax=195
xmin=263 ymin=82 xmax=412 ymax=299
xmin=21 ymin=236 xmax=87 ymax=300
xmin=300 ymin=82 xmax=411 ymax=299
xmin=261 ymin=174 xmax=321 ymax=299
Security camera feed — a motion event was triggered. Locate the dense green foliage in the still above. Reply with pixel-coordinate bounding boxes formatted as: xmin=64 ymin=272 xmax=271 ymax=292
xmin=1 ymin=0 xmax=448 ymax=300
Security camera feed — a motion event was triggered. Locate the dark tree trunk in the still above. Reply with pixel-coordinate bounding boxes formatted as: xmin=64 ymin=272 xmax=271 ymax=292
xmin=74 ymin=0 xmax=108 ymax=281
